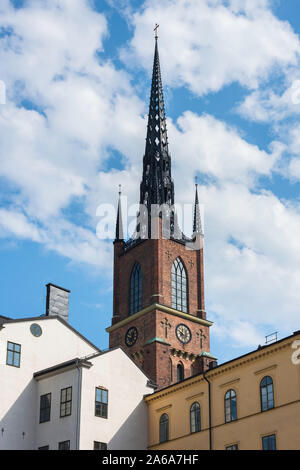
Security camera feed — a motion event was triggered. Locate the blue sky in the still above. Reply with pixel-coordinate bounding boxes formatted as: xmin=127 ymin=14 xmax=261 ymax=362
xmin=1 ymin=0 xmax=300 ymax=364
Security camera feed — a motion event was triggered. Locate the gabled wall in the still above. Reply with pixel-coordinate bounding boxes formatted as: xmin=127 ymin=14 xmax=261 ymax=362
xmin=79 ymin=348 xmax=151 ymax=450
xmin=0 ymin=318 xmax=98 ymax=450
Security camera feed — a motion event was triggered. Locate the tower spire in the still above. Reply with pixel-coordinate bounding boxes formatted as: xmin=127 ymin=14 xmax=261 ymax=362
xmin=140 ymin=27 xmax=174 ymax=212
xmin=193 ymin=178 xmax=203 ymax=236
xmin=115 ymin=185 xmax=124 ymax=241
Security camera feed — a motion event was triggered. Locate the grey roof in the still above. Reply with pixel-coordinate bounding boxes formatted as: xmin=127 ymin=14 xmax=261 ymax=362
xmin=0 ymin=315 xmax=11 ymax=321
xmin=33 ymin=346 xmax=156 ymax=389
xmin=34 ymin=357 xmax=93 ymax=379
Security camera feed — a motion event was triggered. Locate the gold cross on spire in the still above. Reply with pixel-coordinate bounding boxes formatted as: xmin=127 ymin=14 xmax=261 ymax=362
xmin=154 ymin=23 xmax=159 ymax=40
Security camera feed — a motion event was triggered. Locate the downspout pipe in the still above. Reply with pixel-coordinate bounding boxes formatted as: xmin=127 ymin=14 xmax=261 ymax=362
xmin=75 ymin=359 xmax=82 ymax=450
xmin=203 ymin=370 xmax=212 ymax=451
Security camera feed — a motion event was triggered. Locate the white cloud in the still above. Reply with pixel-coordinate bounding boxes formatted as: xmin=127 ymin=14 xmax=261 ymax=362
xmin=0 ymin=207 xmax=112 ymax=268
xmin=168 ymin=112 xmax=279 ymax=188
xmin=213 ymin=320 xmax=263 ymax=349
xmin=0 ymin=208 xmax=42 ymax=242
xmin=281 ymin=123 xmax=300 ymax=182
xmin=0 ymin=0 xmax=144 ymax=230
xmin=0 ymin=104 xmax=86 ymax=219
xmin=0 ymin=0 xmax=145 ymax=265
xmin=237 ymin=77 xmax=300 ymax=122
xmin=123 ymin=0 xmax=300 ymax=95
xmin=199 ymin=183 xmax=300 ymax=337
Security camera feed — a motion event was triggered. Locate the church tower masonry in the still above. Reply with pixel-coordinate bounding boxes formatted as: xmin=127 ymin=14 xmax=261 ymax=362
xmin=106 ymin=32 xmax=216 ymax=389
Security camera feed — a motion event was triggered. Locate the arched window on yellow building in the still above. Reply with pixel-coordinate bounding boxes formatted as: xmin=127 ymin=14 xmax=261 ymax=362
xmin=159 ymin=414 xmax=169 ymax=443
xmin=190 ymin=402 xmax=201 ymax=433
xmin=260 ymin=376 xmax=274 ymax=412
xmin=225 ymin=389 xmax=237 ymax=423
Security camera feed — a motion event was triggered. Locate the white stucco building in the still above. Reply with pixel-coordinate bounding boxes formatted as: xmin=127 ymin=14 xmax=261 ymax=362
xmin=0 ymin=284 xmax=154 ymax=450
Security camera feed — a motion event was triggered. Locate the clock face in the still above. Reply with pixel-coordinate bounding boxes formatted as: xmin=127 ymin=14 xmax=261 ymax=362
xmin=125 ymin=327 xmax=138 ymax=347
xmin=176 ymin=324 xmax=192 ymax=345
xmin=30 ymin=323 xmax=42 ymax=338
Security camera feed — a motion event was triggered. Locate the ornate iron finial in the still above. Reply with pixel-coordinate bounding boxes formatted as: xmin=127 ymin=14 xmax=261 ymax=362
xmin=154 ymin=23 xmax=159 ymax=40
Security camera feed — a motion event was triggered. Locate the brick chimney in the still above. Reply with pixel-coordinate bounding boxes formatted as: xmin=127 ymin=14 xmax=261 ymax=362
xmin=46 ymin=283 xmax=70 ymax=323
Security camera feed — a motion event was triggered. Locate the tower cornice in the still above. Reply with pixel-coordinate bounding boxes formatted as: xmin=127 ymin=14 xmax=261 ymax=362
xmin=106 ymin=302 xmax=213 ymax=334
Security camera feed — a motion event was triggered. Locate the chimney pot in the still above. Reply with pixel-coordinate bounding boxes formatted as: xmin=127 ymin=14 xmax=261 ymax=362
xmin=46 ymin=283 xmax=70 ymax=323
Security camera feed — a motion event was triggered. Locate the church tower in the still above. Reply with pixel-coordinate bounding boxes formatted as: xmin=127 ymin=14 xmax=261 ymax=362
xmin=107 ymin=31 xmax=216 ymax=389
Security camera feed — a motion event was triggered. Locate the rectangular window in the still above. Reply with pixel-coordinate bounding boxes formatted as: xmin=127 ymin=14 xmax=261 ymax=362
xmin=262 ymin=434 xmax=276 ymax=450
xmin=60 ymin=387 xmax=72 ymax=418
xmin=6 ymin=341 xmax=21 ymax=367
xmin=40 ymin=393 xmax=51 ymax=424
xmin=94 ymin=441 xmax=107 ymax=450
xmin=95 ymin=387 xmax=108 ymax=419
xmin=226 ymin=444 xmax=239 ymax=450
xmin=38 ymin=446 xmax=49 ymax=450
xmin=58 ymin=441 xmax=70 ymax=450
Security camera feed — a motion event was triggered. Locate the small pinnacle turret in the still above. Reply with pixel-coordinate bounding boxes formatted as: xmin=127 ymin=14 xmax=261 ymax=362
xmin=193 ymin=180 xmax=203 ymax=237
xmin=115 ymin=185 xmax=124 ymax=241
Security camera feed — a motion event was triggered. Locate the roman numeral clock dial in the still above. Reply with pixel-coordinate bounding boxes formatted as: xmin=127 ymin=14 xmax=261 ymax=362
xmin=125 ymin=327 xmax=138 ymax=347
xmin=176 ymin=324 xmax=192 ymax=345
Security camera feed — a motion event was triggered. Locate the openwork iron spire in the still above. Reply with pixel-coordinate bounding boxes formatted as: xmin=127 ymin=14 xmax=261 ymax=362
xmin=140 ymin=31 xmax=174 ymax=212
xmin=193 ymin=181 xmax=203 ymax=236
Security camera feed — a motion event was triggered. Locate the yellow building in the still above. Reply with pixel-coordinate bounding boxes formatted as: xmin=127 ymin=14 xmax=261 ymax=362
xmin=145 ymin=331 xmax=300 ymax=450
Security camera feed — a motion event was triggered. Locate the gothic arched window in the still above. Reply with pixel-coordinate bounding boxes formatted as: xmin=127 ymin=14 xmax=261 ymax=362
xmin=177 ymin=363 xmax=184 ymax=382
xmin=171 ymin=258 xmax=188 ymax=313
xmin=129 ymin=262 xmax=142 ymax=315
xmin=190 ymin=402 xmax=201 ymax=433
xmin=260 ymin=376 xmax=274 ymax=412
xmin=225 ymin=389 xmax=237 ymax=423
xmin=159 ymin=414 xmax=169 ymax=443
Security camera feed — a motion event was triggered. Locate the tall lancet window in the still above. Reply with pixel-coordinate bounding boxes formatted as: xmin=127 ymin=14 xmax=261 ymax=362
xmin=130 ymin=262 xmax=142 ymax=315
xmin=171 ymin=258 xmax=188 ymax=313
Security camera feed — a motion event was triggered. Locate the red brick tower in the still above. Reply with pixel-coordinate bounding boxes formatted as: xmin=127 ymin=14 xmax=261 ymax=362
xmin=107 ymin=34 xmax=216 ymax=389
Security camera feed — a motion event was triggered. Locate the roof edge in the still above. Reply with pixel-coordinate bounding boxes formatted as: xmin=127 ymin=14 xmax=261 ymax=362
xmin=1 ymin=315 xmax=101 ymax=353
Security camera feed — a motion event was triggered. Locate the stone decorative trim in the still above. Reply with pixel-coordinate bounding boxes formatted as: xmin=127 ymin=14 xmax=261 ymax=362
xmin=156 ymin=404 xmax=172 ymax=413
xmin=132 ymin=351 xmax=144 ymax=361
xmin=170 ymin=348 xmax=198 ymax=363
xmin=185 ymin=392 xmax=204 ymax=402
xmin=106 ymin=303 xmax=213 ymax=333
xmin=219 ymin=378 xmax=240 ymax=389
xmin=254 ymin=364 xmax=277 ymax=376
xmin=145 ymin=337 xmax=171 ymax=346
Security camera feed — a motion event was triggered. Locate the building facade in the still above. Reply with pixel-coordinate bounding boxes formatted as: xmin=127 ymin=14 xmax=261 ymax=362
xmin=0 ymin=284 xmax=154 ymax=450
xmin=145 ymin=331 xmax=300 ymax=450
xmin=2 ymin=32 xmax=299 ymax=452
xmin=107 ymin=36 xmax=216 ymax=391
